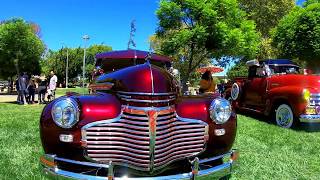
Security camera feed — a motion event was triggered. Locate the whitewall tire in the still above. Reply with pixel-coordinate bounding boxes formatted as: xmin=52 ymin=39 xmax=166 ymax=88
xmin=231 ymin=83 xmax=240 ymax=101
xmin=275 ymin=104 xmax=294 ymax=128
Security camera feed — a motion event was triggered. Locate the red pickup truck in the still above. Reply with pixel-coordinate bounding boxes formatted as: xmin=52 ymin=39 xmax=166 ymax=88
xmin=227 ymin=59 xmax=320 ymax=128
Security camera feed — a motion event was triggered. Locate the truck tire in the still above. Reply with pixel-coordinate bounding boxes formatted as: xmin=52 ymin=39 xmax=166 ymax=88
xmin=275 ymin=104 xmax=296 ymax=128
xmin=231 ymin=83 xmax=241 ymax=101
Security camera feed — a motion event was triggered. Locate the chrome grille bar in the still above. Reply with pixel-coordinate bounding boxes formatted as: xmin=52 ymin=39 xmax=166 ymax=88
xmin=117 ymin=91 xmax=176 ymax=104
xmin=310 ymin=93 xmax=320 ymax=106
xmin=82 ymin=105 xmax=207 ymax=172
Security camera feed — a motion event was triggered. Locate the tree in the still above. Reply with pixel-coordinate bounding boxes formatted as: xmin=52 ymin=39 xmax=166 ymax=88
xmin=238 ymin=0 xmax=295 ymax=38
xmin=271 ymin=3 xmax=320 ymax=72
xmin=303 ymin=0 xmax=320 ymax=7
xmin=0 ymin=18 xmax=45 ymax=79
xmin=226 ymin=62 xmax=248 ymax=79
xmin=238 ymin=0 xmax=295 ymax=60
xmin=40 ymin=44 xmax=112 ymax=85
xmin=156 ymin=0 xmax=260 ymax=90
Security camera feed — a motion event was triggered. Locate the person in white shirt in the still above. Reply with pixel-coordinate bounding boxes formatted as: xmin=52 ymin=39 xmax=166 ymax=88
xmin=49 ymin=70 xmax=58 ymax=100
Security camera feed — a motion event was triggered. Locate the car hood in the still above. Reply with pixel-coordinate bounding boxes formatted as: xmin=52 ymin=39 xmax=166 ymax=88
xmin=269 ymin=74 xmax=320 ymax=92
xmin=95 ymin=62 xmax=179 ymax=94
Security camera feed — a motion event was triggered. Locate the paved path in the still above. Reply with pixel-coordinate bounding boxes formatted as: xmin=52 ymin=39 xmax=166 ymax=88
xmin=0 ymin=95 xmax=17 ymax=103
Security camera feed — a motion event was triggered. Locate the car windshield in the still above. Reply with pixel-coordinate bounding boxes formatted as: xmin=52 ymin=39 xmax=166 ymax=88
xmin=268 ymin=65 xmax=300 ymax=75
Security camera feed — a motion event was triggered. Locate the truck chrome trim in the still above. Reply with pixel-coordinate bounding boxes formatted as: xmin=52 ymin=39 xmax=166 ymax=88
xmin=40 ymin=150 xmax=238 ymax=180
xmin=119 ymin=97 xmax=175 ymax=103
xmin=117 ymin=91 xmax=175 ymax=96
xmin=80 ymin=105 xmax=207 ymax=172
xmin=300 ymin=114 xmax=320 ymax=123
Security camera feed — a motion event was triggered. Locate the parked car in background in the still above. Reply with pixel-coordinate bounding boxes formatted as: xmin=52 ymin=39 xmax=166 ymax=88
xmin=40 ymin=50 xmax=238 ymax=179
xmin=0 ymin=80 xmax=9 ymax=92
xmin=226 ymin=59 xmax=320 ymax=128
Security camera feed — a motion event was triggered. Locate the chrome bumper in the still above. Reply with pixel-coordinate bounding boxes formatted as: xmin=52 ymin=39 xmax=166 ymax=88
xmin=40 ymin=150 xmax=238 ymax=180
xmin=300 ymin=114 xmax=320 ymax=123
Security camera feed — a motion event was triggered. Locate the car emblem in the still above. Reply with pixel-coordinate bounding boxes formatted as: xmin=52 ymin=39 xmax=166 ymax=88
xmin=146 ymin=110 xmax=158 ymax=172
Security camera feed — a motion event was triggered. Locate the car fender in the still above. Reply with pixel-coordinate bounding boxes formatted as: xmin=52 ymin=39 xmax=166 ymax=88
xmin=175 ymin=95 xmax=237 ymax=156
xmin=266 ymin=86 xmax=307 ymax=117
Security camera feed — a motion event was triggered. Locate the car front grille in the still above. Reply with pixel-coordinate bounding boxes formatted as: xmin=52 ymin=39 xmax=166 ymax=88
xmin=81 ymin=104 xmax=207 ymax=172
xmin=310 ymin=93 xmax=320 ymax=106
xmin=117 ymin=91 xmax=176 ymax=107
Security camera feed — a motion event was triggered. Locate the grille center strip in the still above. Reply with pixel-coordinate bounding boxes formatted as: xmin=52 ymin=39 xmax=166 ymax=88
xmin=147 ymin=110 xmax=158 ymax=172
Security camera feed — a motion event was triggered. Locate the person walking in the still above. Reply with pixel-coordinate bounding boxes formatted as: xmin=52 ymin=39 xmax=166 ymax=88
xmin=38 ymin=75 xmax=47 ymax=104
xmin=49 ymin=71 xmax=58 ymax=100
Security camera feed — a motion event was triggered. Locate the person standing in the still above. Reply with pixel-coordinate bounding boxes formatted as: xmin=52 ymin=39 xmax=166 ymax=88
xmin=199 ymin=70 xmax=216 ymax=94
xmin=49 ymin=70 xmax=58 ymax=100
xmin=38 ymin=75 xmax=47 ymax=104
xmin=18 ymin=72 xmax=28 ymax=105
xmin=15 ymin=75 xmax=20 ymax=104
xmin=26 ymin=79 xmax=36 ymax=104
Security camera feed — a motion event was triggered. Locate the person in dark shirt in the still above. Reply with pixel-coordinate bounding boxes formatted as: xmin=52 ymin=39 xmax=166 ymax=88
xmin=18 ymin=72 xmax=28 ymax=105
xmin=38 ymin=75 xmax=47 ymax=104
xmin=15 ymin=76 xmax=20 ymax=104
xmin=26 ymin=79 xmax=36 ymax=104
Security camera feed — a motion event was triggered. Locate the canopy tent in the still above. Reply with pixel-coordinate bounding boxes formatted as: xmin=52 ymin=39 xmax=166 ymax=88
xmin=197 ymin=66 xmax=224 ymax=74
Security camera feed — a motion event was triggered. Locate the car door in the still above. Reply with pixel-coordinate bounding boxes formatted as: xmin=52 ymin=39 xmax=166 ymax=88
xmin=243 ymin=66 xmax=269 ymax=109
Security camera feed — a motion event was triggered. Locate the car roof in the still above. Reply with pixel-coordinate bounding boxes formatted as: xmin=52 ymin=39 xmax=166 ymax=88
xmin=95 ymin=49 xmax=172 ymax=63
xmin=260 ymin=59 xmax=297 ymax=66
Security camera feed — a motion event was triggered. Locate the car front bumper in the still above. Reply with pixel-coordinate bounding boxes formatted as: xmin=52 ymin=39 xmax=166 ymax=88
xmin=300 ymin=114 xmax=320 ymax=123
xmin=40 ymin=150 xmax=238 ymax=180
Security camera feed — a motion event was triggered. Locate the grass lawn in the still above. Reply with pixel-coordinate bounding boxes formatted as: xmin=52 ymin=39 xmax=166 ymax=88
xmin=0 ymin=91 xmax=319 ymax=179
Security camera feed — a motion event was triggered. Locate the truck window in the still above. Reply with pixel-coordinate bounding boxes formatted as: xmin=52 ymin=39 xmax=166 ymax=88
xmin=248 ymin=66 xmax=258 ymax=79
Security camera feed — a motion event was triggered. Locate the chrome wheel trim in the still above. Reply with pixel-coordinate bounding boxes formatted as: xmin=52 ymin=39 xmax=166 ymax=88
xmin=231 ymin=83 xmax=239 ymax=100
xmin=276 ymin=104 xmax=294 ymax=128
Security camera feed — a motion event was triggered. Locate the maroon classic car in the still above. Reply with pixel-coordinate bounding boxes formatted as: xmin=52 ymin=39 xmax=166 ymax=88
xmin=227 ymin=59 xmax=320 ymax=128
xmin=40 ymin=50 xmax=238 ymax=179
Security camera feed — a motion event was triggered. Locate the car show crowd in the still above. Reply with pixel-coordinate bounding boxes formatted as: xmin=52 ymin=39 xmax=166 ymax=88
xmin=15 ymin=71 xmax=57 ymax=105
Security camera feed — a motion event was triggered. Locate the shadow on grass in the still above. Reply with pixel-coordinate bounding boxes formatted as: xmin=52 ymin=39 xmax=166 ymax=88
xmin=236 ymin=110 xmax=320 ymax=132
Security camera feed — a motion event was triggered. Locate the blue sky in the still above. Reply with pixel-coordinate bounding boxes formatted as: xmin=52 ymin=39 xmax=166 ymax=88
xmin=1 ymin=0 xmax=306 ymax=75
xmin=1 ymin=0 xmax=159 ymax=51
xmin=1 ymin=0 xmax=306 ymax=51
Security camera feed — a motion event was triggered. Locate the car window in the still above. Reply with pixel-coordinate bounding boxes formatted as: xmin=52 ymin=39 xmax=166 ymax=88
xmin=269 ymin=65 xmax=300 ymax=75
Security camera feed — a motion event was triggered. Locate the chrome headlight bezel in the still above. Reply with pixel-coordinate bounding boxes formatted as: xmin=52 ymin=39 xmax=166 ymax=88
xmin=209 ymin=98 xmax=232 ymax=124
xmin=51 ymin=98 xmax=80 ymax=128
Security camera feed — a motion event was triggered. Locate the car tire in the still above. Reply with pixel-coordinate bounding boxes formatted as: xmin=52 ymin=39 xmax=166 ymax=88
xmin=230 ymin=83 xmax=241 ymax=101
xmin=274 ymin=104 xmax=296 ymax=128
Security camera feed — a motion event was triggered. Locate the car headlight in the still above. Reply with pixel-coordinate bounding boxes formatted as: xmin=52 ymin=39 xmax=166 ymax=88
xmin=209 ymin=98 xmax=232 ymax=124
xmin=51 ymin=98 xmax=79 ymax=128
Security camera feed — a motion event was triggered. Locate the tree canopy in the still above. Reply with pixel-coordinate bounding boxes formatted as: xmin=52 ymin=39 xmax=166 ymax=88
xmin=239 ymin=0 xmax=295 ymax=38
xmin=271 ymin=3 xmax=320 ymax=72
xmin=226 ymin=61 xmax=248 ymax=79
xmin=156 ymin=0 xmax=260 ymax=88
xmin=41 ymin=44 xmax=112 ymax=85
xmin=0 ymin=18 xmax=45 ymax=79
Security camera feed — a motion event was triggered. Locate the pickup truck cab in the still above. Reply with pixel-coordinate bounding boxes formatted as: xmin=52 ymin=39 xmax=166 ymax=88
xmin=228 ymin=59 xmax=320 ymax=128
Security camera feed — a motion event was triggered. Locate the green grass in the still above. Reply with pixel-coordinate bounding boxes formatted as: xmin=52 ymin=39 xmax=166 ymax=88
xmin=55 ymin=87 xmax=88 ymax=96
xmin=0 ymin=98 xmax=319 ymax=179
xmin=0 ymin=103 xmax=46 ymax=179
